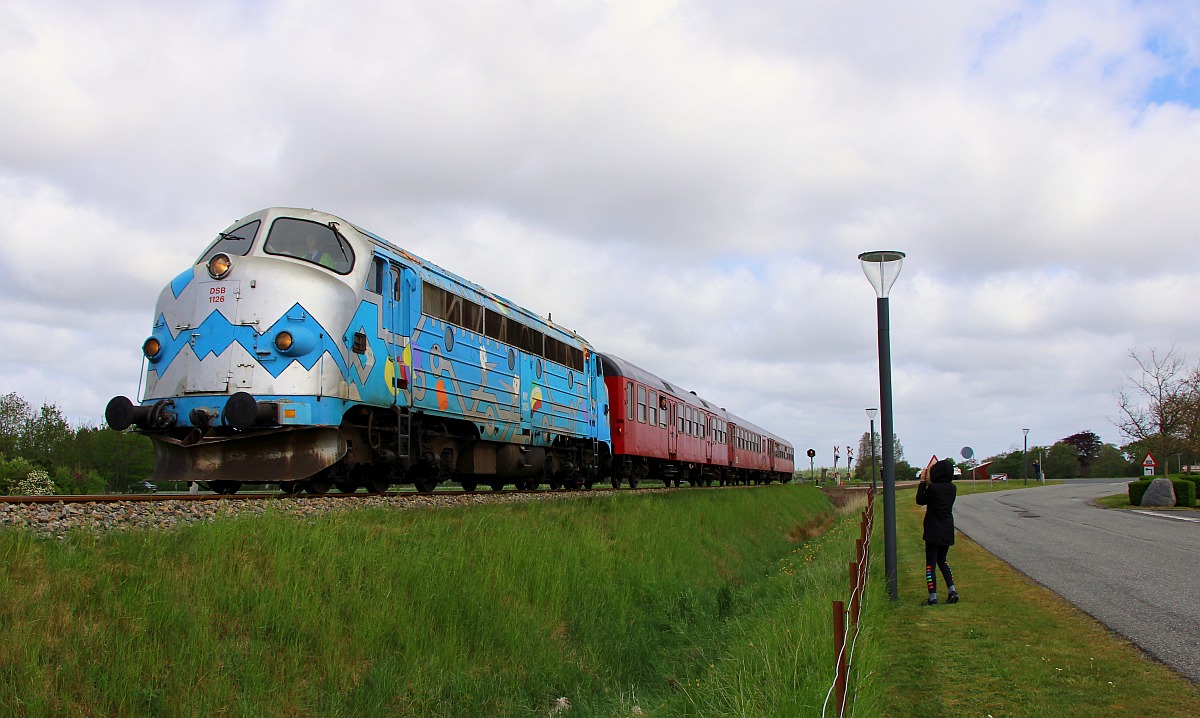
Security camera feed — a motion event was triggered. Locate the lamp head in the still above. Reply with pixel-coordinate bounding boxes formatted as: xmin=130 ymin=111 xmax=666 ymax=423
xmin=858 ymin=250 xmax=906 ymax=298
xmin=866 ymin=408 xmax=878 ymax=421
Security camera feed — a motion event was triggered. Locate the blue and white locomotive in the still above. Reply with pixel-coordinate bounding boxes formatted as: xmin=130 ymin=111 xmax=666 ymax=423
xmin=107 ymin=208 xmax=610 ymax=494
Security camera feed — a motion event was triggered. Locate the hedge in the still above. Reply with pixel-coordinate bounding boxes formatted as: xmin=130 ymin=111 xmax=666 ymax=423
xmin=1129 ymin=478 xmax=1197 ymax=507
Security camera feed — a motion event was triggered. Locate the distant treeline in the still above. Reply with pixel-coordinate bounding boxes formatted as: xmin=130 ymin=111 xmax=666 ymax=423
xmin=0 ymin=392 xmax=154 ymax=495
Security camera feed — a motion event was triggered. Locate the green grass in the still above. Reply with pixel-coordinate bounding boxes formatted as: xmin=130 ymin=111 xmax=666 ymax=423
xmin=0 ymin=485 xmax=870 ymax=717
xmin=868 ymin=484 xmax=1200 ymax=717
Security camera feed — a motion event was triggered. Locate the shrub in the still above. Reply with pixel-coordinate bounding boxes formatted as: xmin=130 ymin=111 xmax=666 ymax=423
xmin=11 ymin=469 xmax=58 ymax=496
xmin=1171 ymin=479 xmax=1196 ymax=508
xmin=1129 ymin=478 xmax=1197 ymax=507
xmin=1128 ymin=479 xmax=1152 ymax=506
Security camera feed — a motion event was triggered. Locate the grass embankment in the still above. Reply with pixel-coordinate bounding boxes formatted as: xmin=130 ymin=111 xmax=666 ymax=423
xmin=870 ymin=483 xmax=1200 ymax=717
xmin=0 ymin=486 xmax=868 ymax=717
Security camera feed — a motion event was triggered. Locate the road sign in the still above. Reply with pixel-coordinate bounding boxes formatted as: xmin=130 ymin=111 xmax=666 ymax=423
xmin=1142 ymin=453 xmax=1157 ymax=467
xmin=961 ymin=446 xmax=974 ymax=459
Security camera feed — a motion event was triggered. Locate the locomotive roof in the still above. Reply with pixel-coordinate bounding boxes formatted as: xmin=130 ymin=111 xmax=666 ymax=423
xmin=224 ymin=207 xmax=590 ymax=348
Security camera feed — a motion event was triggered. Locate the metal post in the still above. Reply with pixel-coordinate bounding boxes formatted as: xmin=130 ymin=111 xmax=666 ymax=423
xmin=1022 ymin=428 xmax=1029 ymax=486
xmin=869 ymin=417 xmax=878 ymax=493
xmin=878 ymin=296 xmax=898 ymax=601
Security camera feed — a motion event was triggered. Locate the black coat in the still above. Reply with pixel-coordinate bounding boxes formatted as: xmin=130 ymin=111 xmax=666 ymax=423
xmin=916 ymin=458 xmax=956 ymax=546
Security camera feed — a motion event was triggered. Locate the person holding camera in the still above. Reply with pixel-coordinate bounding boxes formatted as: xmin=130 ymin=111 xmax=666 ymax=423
xmin=916 ymin=457 xmax=959 ymax=606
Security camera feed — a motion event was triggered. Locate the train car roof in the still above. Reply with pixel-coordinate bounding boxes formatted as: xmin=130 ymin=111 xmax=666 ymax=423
xmin=598 ymin=352 xmax=792 ymax=449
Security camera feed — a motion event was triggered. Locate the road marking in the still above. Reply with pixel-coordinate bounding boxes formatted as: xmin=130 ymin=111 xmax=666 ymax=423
xmin=1134 ymin=511 xmax=1200 ymax=523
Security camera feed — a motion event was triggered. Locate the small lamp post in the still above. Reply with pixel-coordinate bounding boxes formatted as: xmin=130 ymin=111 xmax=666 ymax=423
xmin=859 ymin=250 xmax=905 ymax=602
xmin=1022 ymin=428 xmax=1030 ymax=486
xmin=866 ymin=408 xmax=878 ymax=492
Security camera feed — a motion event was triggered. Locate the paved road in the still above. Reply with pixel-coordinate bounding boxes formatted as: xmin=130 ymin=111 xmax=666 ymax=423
xmin=954 ymin=480 xmax=1200 ymax=684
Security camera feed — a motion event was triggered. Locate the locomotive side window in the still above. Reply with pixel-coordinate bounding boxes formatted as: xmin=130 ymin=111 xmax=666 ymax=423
xmin=264 ymin=218 xmax=354 ymax=274
xmin=200 ymin=220 xmax=260 ymax=263
xmin=484 ymin=308 xmax=508 ymax=342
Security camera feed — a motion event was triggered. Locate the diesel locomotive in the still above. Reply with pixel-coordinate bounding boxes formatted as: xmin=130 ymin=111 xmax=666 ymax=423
xmin=107 ymin=207 xmax=793 ymax=493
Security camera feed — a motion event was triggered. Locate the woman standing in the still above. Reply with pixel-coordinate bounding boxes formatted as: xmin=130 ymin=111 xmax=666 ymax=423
xmin=916 ymin=457 xmax=959 ymax=606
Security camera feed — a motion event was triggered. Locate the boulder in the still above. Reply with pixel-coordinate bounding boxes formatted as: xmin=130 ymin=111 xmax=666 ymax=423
xmin=1140 ymin=478 xmax=1176 ymax=507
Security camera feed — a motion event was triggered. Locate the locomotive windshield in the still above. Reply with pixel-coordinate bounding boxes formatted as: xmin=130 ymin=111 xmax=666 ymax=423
xmin=263 ymin=217 xmax=355 ymax=274
xmin=200 ymin=220 xmax=260 ymax=263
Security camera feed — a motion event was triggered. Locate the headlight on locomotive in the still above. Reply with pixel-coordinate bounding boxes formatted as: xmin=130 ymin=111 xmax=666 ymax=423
xmin=207 ymin=253 xmax=233 ymax=279
xmin=142 ymin=337 xmax=162 ymax=361
xmin=271 ymin=327 xmax=317 ymax=357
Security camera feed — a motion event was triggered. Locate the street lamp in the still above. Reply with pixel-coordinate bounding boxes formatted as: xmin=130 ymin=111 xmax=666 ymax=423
xmin=866 ymin=408 xmax=878 ymax=493
xmin=859 ymin=250 xmax=905 ymax=602
xmin=1022 ymin=428 xmax=1030 ymax=486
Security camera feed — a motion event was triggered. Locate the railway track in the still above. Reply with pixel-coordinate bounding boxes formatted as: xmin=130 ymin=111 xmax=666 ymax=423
xmin=0 ymin=481 xmax=763 ymax=505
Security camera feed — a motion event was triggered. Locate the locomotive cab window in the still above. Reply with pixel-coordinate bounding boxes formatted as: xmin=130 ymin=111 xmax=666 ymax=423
xmin=200 ymin=220 xmax=260 ymax=263
xmin=365 ymin=258 xmax=384 ymax=295
xmin=264 ymin=217 xmax=355 ymax=274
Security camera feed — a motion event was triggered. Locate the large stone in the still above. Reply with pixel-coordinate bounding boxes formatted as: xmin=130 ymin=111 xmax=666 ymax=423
xmin=1141 ymin=478 xmax=1176 ymax=507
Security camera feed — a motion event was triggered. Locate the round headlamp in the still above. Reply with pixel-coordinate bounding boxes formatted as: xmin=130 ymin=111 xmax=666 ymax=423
xmin=142 ymin=337 xmax=162 ymax=359
xmin=274 ymin=331 xmax=294 ymax=352
xmin=207 ymin=253 xmax=232 ymax=279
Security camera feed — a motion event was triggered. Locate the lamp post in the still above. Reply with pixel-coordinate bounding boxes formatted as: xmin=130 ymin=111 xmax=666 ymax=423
xmin=859 ymin=250 xmax=905 ymax=602
xmin=866 ymin=408 xmax=878 ymax=492
xmin=1022 ymin=428 xmax=1030 ymax=486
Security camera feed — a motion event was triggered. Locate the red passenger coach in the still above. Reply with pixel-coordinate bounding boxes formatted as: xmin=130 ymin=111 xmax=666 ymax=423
xmin=599 ymin=353 xmax=794 ymax=488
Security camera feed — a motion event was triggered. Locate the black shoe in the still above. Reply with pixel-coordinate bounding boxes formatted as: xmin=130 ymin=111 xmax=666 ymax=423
xmin=921 ymin=597 xmax=938 ymax=606
xmin=946 ymin=592 xmax=959 ymax=604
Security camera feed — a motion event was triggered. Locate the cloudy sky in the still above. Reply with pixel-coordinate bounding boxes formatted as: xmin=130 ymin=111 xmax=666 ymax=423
xmin=2 ymin=0 xmax=1199 ymax=470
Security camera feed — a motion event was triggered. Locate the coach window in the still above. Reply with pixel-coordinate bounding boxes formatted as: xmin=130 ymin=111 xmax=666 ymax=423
xmin=659 ymin=397 xmax=669 ymax=428
xmin=264 ymin=217 xmax=354 ymax=274
xmin=626 ymin=384 xmax=635 ymax=421
xmin=647 ymin=390 xmax=658 ymax=427
xmin=637 ymin=386 xmax=647 ymax=423
xmin=201 ymin=219 xmax=260 ymax=263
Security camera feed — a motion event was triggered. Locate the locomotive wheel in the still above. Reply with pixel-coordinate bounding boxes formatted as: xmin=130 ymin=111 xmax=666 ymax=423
xmin=335 ymin=482 xmax=359 ymax=494
xmin=628 ymin=479 xmax=639 ymax=489
xmin=209 ymin=480 xmax=241 ymax=495
xmin=459 ymin=480 xmax=477 ymax=492
xmin=364 ymin=478 xmax=392 ymax=494
xmin=279 ymin=482 xmax=302 ymax=495
xmin=611 ymin=477 xmax=620 ymax=489
xmin=307 ymin=479 xmax=332 ymax=495
xmin=413 ymin=479 xmax=437 ymax=493
xmin=490 ymin=481 xmax=506 ymax=492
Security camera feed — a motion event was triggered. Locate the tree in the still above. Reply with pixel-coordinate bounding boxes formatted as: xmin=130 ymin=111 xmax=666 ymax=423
xmin=1090 ymin=444 xmax=1135 ymax=478
xmin=23 ymin=402 xmax=73 ymax=469
xmin=1043 ymin=442 xmax=1080 ymax=480
xmin=1060 ymin=430 xmax=1102 ymax=476
xmin=0 ymin=392 xmax=32 ymax=457
xmin=853 ymin=431 xmax=904 ymax=480
xmin=1114 ymin=346 xmax=1197 ymax=476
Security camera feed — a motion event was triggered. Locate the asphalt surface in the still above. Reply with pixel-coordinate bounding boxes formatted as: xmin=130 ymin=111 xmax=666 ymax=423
xmin=953 ymin=479 xmax=1200 ymax=684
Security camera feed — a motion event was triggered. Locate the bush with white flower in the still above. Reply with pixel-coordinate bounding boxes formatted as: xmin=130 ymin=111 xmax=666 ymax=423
xmin=11 ymin=469 xmax=58 ymax=496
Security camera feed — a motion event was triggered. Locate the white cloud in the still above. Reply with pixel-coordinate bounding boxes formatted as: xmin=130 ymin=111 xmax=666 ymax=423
xmin=1 ymin=0 xmax=1199 ymax=465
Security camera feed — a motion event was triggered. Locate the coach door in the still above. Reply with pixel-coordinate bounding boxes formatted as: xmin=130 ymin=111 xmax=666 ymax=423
xmin=384 ymin=262 xmax=417 ymax=407
xmin=667 ymin=402 xmax=678 ymax=456
xmin=705 ymin=415 xmax=714 ymax=462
